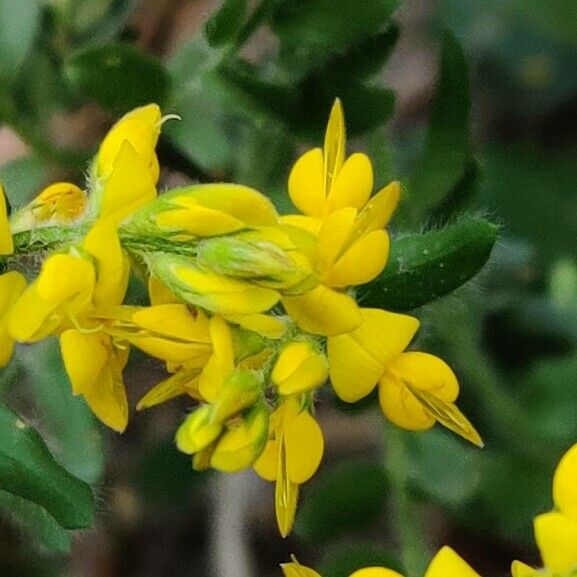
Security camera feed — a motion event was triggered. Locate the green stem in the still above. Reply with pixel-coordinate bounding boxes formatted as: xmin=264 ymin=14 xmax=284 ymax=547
xmin=383 ymin=422 xmax=430 ymax=577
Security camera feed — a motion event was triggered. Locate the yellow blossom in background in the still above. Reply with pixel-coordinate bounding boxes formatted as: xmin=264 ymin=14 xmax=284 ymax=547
xmin=328 ymin=308 xmax=482 ymax=446
xmin=282 ymin=547 xmax=482 ymax=577
xmin=254 ymin=396 xmax=324 ymax=537
xmin=512 ymin=442 xmax=577 ymax=576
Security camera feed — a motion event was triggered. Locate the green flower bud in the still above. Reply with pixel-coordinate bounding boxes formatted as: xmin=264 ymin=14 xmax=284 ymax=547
xmin=210 ymin=405 xmax=270 ymax=473
xmin=175 ymin=405 xmax=222 ymax=455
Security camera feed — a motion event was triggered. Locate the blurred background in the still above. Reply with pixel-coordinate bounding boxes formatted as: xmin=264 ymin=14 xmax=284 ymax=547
xmin=1 ymin=0 xmax=577 ymax=576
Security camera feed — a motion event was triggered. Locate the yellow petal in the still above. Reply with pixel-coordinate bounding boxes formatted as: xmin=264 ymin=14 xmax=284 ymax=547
xmin=36 ymin=253 xmax=95 ymax=303
xmin=317 ymin=207 xmax=357 ymax=273
xmin=132 ymin=304 xmax=211 ymax=343
xmin=324 ymin=230 xmax=389 ymax=288
xmin=392 ymin=352 xmax=459 ymax=401
xmin=172 ymin=184 xmax=278 ymax=227
xmin=253 ymin=435 xmax=279 ymax=482
xmin=379 ymin=372 xmax=435 ymax=431
xmin=424 ymin=546 xmax=482 ymax=577
xmin=225 ymin=313 xmax=287 ymax=339
xmin=80 ymin=345 xmax=129 ymax=432
xmin=273 ymin=341 xmax=328 ymax=395
xmin=137 ymin=369 xmax=201 ymax=410
xmin=288 ymin=148 xmax=325 ymax=217
xmin=405 ymin=385 xmax=483 ymax=447
xmin=553 ymin=442 xmax=577 ymax=520
xmin=323 ymin=99 xmax=346 ymax=198
xmin=148 ymin=276 xmax=177 ymax=305
xmin=198 ymin=315 xmax=234 ymax=401
xmin=0 ymin=183 xmax=13 ymax=255
xmin=285 ymin=408 xmax=324 ymax=484
xmin=326 ymin=153 xmax=373 ymax=213
xmin=281 ymin=559 xmax=323 ymax=577
xmin=0 ymin=271 xmax=27 ymax=366
xmin=350 ymin=569 xmax=404 ymax=577
xmin=8 ymin=284 xmax=59 ymax=342
xmin=283 ymin=285 xmax=362 ymax=336
xmin=534 ymin=512 xmax=577 ymax=574
xmin=99 ymin=140 xmax=157 ymax=223
xmin=156 ymin=206 xmax=246 ymax=236
xmin=276 ymin=461 xmax=299 ymax=538
xmin=279 ymin=215 xmax=322 ymax=237
xmin=210 ymin=406 xmax=269 ymax=473
xmin=354 ymin=182 xmax=400 ymax=236
xmin=83 ymin=220 xmax=129 ymax=307
xmin=328 ymin=309 xmax=419 ymax=402
xmin=60 ymin=330 xmax=109 ymax=395
xmin=96 ymin=103 xmax=161 ymax=182
xmin=510 ymin=561 xmax=539 ymax=577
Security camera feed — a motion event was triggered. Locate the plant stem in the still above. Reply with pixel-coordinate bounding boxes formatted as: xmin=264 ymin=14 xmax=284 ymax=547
xmin=383 ymin=422 xmax=430 ymax=577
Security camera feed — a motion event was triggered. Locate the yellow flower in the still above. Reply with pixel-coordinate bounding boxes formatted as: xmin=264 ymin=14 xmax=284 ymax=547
xmin=328 ymin=308 xmax=482 ymax=446
xmin=254 ymin=396 xmax=324 ymax=537
xmin=512 ymin=443 xmax=577 ymax=576
xmin=272 ymin=340 xmax=328 ymax=395
xmin=0 ymin=271 xmax=27 ymax=367
xmin=9 ymin=221 xmax=131 ymax=431
xmin=10 ymin=182 xmax=88 ymax=233
xmin=0 ymin=182 xmax=13 ymax=255
xmin=280 ymin=100 xmax=400 ymax=336
xmin=282 ymin=547 xmax=482 ymax=577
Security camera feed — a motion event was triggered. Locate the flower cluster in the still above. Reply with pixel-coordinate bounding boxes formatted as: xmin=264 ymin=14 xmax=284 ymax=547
xmin=282 ymin=441 xmax=577 ymax=577
xmin=0 ymin=101 xmax=482 ymax=537
xmin=282 ymin=547 xmax=482 ymax=577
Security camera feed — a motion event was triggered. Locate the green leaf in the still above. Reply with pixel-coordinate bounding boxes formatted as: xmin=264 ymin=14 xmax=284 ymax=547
xmin=0 ymin=405 xmax=94 ymax=529
xmin=165 ymin=38 xmax=239 ymax=172
xmin=65 ymin=43 xmax=171 ymax=113
xmin=18 ymin=340 xmax=104 ymax=484
xmin=409 ymin=32 xmax=471 ymax=220
xmin=205 ymin=0 xmax=248 ymax=47
xmin=0 ymin=0 xmax=41 ymax=83
xmin=360 ymin=215 xmax=498 ymax=311
xmin=271 ymin=0 xmax=400 ymax=77
xmin=0 ymin=491 xmax=71 ymax=553
xmin=320 ymin=544 xmax=402 ymax=577
xmin=404 ymin=428 xmax=482 ymax=507
xmin=295 ymin=459 xmax=388 ymax=542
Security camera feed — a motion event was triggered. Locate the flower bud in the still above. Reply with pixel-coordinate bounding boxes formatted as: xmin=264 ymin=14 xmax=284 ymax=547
xmin=272 ymin=340 xmax=329 ymax=395
xmin=210 ymin=405 xmax=269 ymax=473
xmin=175 ymin=405 xmax=223 ymax=455
xmin=210 ymin=369 xmax=263 ymax=424
xmin=11 ymin=182 xmax=88 ymax=234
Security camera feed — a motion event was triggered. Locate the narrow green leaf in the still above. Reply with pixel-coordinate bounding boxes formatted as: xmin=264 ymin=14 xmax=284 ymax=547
xmin=409 ymin=32 xmax=471 ymax=219
xmin=0 ymin=491 xmax=71 ymax=553
xmin=0 ymin=405 xmax=94 ymax=529
xmin=0 ymin=0 xmax=41 ymax=83
xmin=295 ymin=459 xmax=388 ymax=542
xmin=205 ymin=0 xmax=248 ymax=47
xmin=65 ymin=43 xmax=171 ymax=113
xmin=360 ymin=216 xmax=498 ymax=311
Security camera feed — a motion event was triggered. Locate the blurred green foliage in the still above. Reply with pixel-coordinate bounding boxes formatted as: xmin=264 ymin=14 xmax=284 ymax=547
xmin=0 ymin=0 xmax=576 ymax=575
